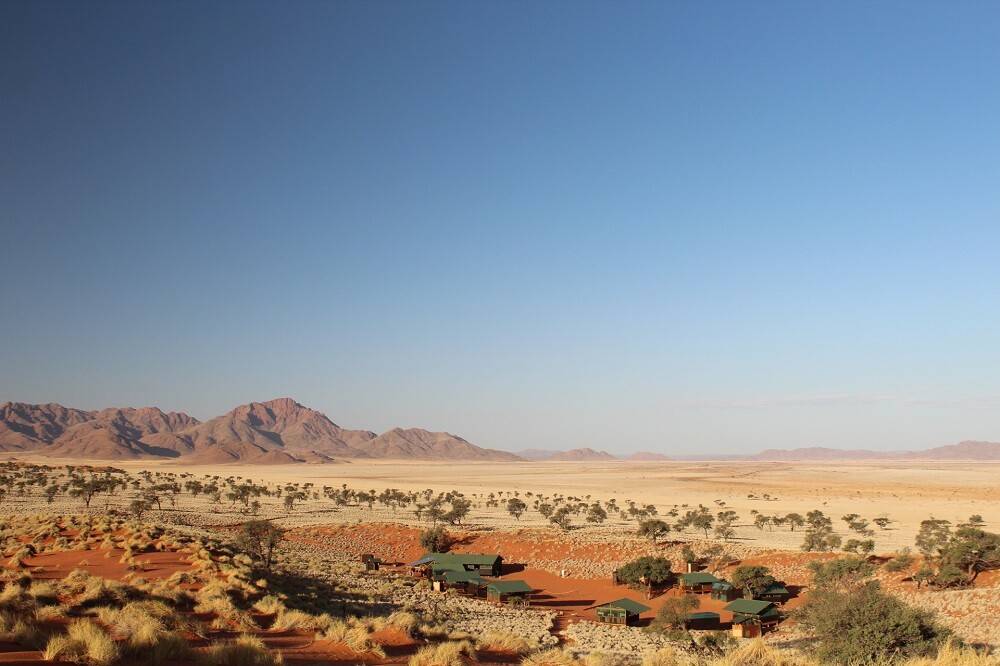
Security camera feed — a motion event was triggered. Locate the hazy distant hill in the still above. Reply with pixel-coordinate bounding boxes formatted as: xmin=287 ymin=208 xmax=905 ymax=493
xmin=549 ymin=447 xmax=617 ymax=461
xmin=515 ymin=448 xmax=564 ymax=460
xmin=625 ymin=451 xmax=673 ymax=461
xmin=751 ymin=446 xmax=907 ymax=461
xmin=0 ymin=398 xmax=517 ymax=463
xmin=750 ymin=441 xmax=1000 ymax=461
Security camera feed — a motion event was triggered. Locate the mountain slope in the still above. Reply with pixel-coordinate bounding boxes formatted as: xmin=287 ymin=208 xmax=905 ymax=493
xmin=548 ymin=447 xmax=617 ymax=461
xmin=625 ymin=451 xmax=672 ymax=461
xmin=363 ymin=427 xmax=520 ymax=461
xmin=0 ymin=402 xmax=95 ymax=451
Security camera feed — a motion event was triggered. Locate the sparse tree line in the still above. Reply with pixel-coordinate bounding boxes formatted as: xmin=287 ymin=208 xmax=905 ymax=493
xmin=2 ymin=462 xmax=998 ymax=589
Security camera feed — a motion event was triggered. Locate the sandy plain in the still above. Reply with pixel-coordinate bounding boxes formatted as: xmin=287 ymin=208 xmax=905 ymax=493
xmin=30 ymin=457 xmax=1000 ymax=553
xmin=6 ymin=456 xmax=1000 ymax=655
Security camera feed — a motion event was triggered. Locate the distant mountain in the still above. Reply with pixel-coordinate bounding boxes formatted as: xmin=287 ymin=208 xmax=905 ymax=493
xmin=366 ymin=427 xmax=521 ymax=461
xmin=750 ymin=441 xmax=1000 ymax=461
xmin=0 ymin=402 xmax=96 ymax=451
xmin=513 ymin=447 xmax=617 ymax=461
xmin=0 ymin=398 xmax=517 ymax=463
xmin=515 ymin=448 xmax=564 ymax=461
xmin=548 ymin=447 xmax=618 ymax=461
xmin=906 ymin=440 xmax=1000 ymax=460
xmin=751 ymin=447 xmax=906 ymax=461
xmin=625 ymin=451 xmax=672 ymax=461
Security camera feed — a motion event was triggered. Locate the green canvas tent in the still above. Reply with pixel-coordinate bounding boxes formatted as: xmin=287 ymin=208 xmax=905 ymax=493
xmin=595 ymin=598 xmax=651 ymax=626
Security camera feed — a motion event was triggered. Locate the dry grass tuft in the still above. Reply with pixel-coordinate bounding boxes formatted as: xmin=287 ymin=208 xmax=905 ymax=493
xmin=899 ymin=640 xmax=997 ymax=666
xmin=252 ymin=594 xmax=286 ymax=615
xmin=319 ymin=619 xmax=387 ymax=657
xmin=385 ymin=609 xmax=419 ymax=636
xmin=201 ymin=633 xmax=283 ymax=665
xmin=409 ymin=640 xmax=477 ymax=666
xmin=44 ymin=618 xmax=119 ymax=665
xmin=707 ymin=639 xmax=812 ymax=666
xmin=640 ymin=648 xmax=679 ymax=666
xmin=477 ymin=631 xmax=536 ymax=655
xmin=521 ymin=648 xmax=580 ymax=666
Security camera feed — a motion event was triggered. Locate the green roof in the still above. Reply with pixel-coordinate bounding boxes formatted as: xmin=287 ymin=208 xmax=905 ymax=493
xmin=421 ymin=552 xmax=502 ymax=566
xmin=680 ymin=572 xmax=720 ymax=584
xmin=443 ymin=570 xmax=489 ymax=586
xmin=487 ymin=580 xmax=533 ymax=594
xmin=711 ymin=581 xmax=735 ymax=590
xmin=724 ymin=599 xmax=778 ymax=616
xmin=687 ymin=612 xmax=720 ymax=620
xmin=761 ymin=583 xmax=789 ymax=595
xmin=597 ymin=598 xmax=651 ymax=614
xmin=431 ymin=562 xmax=466 ymax=575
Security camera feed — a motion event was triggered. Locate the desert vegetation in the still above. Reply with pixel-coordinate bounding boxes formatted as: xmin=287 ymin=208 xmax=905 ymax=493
xmin=0 ymin=461 xmax=997 ymax=663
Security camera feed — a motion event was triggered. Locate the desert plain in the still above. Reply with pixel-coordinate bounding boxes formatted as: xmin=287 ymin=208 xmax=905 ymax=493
xmin=2 ymin=456 xmax=999 ymax=664
xmin=85 ymin=458 xmax=1000 ymax=553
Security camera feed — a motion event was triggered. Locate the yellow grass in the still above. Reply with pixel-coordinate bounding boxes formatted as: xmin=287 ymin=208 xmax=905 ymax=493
xmin=521 ymin=648 xmax=580 ymax=666
xmin=44 ymin=618 xmax=119 ymax=665
xmin=477 ymin=631 xmax=537 ymax=654
xmin=202 ymin=633 xmax=283 ymax=665
xmin=409 ymin=640 xmax=477 ymax=666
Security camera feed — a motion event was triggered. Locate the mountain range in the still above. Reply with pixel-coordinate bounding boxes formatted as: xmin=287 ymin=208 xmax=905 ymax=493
xmin=515 ymin=448 xmax=673 ymax=462
xmin=0 ymin=398 xmax=519 ymax=463
xmin=3 ymin=399 xmax=999 ymax=463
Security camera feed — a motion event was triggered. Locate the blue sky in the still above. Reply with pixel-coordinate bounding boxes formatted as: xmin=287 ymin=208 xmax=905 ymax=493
xmin=2 ymin=1 xmax=999 ymax=454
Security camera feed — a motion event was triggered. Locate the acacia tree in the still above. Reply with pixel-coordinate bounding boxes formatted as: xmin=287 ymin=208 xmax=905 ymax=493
xmin=798 ymin=581 xmax=946 ymax=663
xmin=507 ymin=498 xmax=527 ymax=521
xmin=809 ymin=558 xmax=875 ymax=590
xmin=637 ymin=519 xmax=670 ymax=544
xmin=655 ymin=595 xmax=699 ymax=630
xmin=236 ymin=520 xmax=284 ymax=573
xmin=801 ymin=510 xmax=842 ymax=552
xmin=616 ymin=556 xmax=673 ymax=589
xmin=714 ymin=510 xmax=738 ymax=542
xmin=939 ymin=527 xmax=1000 ymax=583
xmin=730 ymin=565 xmax=776 ymax=598
xmin=550 ymin=506 xmax=573 ymax=531
xmin=785 ymin=513 xmax=805 ymax=531
xmin=419 ymin=526 xmax=450 ymax=552
xmin=586 ymin=503 xmax=608 ymax=524
xmin=915 ymin=518 xmax=952 ymax=561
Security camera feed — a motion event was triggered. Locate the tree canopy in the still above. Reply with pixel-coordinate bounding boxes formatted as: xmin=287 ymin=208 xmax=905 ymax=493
xmin=730 ymin=565 xmax=776 ymax=598
xmin=797 ymin=582 xmax=949 ymax=663
xmin=616 ymin=556 xmax=673 ymax=587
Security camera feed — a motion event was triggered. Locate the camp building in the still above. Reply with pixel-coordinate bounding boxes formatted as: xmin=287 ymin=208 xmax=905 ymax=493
xmin=685 ymin=612 xmax=721 ymax=630
xmin=678 ymin=571 xmax=720 ymax=593
xmin=595 ymin=598 xmax=651 ymax=626
xmin=486 ymin=580 xmax=533 ymax=605
xmin=710 ymin=581 xmax=741 ymax=602
xmin=724 ymin=599 xmax=781 ymax=638
xmin=757 ymin=582 xmax=789 ymax=604
xmin=410 ymin=552 xmax=504 ymax=578
xmin=434 ymin=570 xmax=490 ymax=594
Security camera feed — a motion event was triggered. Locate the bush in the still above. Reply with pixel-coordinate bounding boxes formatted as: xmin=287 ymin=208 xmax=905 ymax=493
xmin=654 ymin=595 xmax=699 ymax=630
xmin=796 ymin=581 xmax=949 ymax=663
xmin=615 ymin=556 xmax=673 ymax=587
xmin=235 ymin=520 xmax=284 ymax=573
xmin=419 ymin=527 xmax=450 ymax=553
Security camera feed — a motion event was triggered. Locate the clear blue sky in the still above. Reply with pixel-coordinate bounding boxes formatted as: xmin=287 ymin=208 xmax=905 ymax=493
xmin=3 ymin=1 xmax=999 ymax=455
